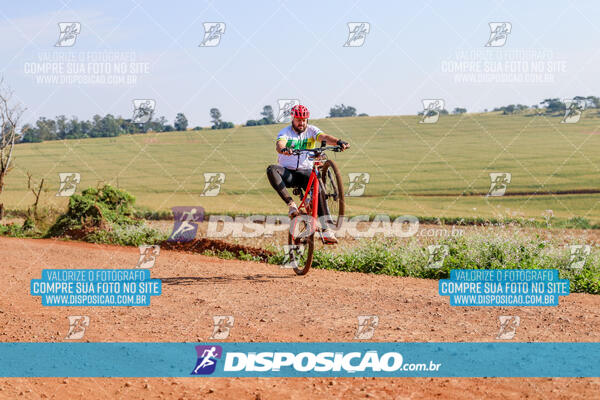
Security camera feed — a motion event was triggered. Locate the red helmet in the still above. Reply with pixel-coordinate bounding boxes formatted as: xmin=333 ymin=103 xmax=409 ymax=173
xmin=290 ymin=104 xmax=310 ymax=119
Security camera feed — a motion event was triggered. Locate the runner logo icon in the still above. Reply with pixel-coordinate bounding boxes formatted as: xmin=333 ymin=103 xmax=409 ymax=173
xmin=136 ymin=245 xmax=160 ymax=268
xmin=487 ymin=172 xmax=511 ymax=197
xmin=191 ymin=345 xmax=223 ymax=375
xmin=168 ymin=206 xmax=204 ymax=242
xmin=561 ymin=98 xmax=585 ymax=124
xmin=199 ymin=23 xmax=226 ymax=47
xmin=485 ymin=22 xmax=511 ymax=47
xmin=276 ymin=99 xmax=300 ymax=123
xmin=568 ymin=245 xmax=590 ymax=272
xmin=355 ymin=315 xmax=379 ymax=339
xmin=65 ymin=316 xmax=90 ymax=340
xmin=56 ymin=173 xmax=81 ymax=197
xmin=420 ymin=99 xmax=444 ymax=124
xmin=281 ymin=244 xmax=304 ymax=269
xmin=132 ymin=99 xmax=155 ymax=124
xmin=55 ymin=22 xmax=81 ymax=47
xmin=496 ymin=315 xmax=520 ymax=339
xmin=347 ymin=173 xmax=370 ymax=197
xmin=210 ymin=316 xmax=234 ymax=340
xmin=426 ymin=245 xmax=449 ymax=269
xmin=201 ymin=173 xmax=225 ymax=196
xmin=344 ymin=22 xmax=370 ymax=47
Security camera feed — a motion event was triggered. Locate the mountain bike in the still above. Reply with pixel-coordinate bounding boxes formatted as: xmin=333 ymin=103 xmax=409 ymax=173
xmin=285 ymin=143 xmax=345 ymax=275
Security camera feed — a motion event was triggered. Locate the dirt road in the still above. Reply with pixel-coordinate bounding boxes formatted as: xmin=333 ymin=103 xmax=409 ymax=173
xmin=1 ymin=237 xmax=599 ymax=399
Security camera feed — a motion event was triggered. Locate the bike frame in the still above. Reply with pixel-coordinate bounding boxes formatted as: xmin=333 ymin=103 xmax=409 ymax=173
xmin=294 ymin=158 xmax=324 ymax=239
xmin=298 ymin=164 xmax=320 ymax=219
xmin=289 ymin=145 xmax=340 ymax=243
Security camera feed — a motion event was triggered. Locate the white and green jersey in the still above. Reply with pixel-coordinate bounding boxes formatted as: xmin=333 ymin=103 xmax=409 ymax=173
xmin=276 ymin=124 xmax=324 ymax=170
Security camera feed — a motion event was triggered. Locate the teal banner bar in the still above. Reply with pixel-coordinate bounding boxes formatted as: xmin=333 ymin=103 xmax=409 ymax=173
xmin=0 ymin=342 xmax=598 ymax=377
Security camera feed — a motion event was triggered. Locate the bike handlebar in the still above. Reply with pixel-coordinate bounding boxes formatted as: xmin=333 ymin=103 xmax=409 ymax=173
xmin=290 ymin=145 xmax=343 ymax=155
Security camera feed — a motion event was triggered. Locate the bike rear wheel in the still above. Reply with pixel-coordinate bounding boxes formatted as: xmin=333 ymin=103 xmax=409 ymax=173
xmin=286 ymin=214 xmax=315 ymax=275
xmin=320 ymin=160 xmax=345 ymax=229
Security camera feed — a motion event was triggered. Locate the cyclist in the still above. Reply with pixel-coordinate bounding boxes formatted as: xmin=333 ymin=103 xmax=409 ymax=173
xmin=266 ymin=104 xmax=349 ymax=244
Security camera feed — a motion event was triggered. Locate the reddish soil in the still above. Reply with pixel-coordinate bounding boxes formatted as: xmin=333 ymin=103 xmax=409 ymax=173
xmin=0 ymin=237 xmax=599 ymax=399
xmin=161 ymin=238 xmax=273 ymax=261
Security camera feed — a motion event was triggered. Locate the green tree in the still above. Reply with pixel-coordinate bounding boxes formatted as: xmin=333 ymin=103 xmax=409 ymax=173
xmin=90 ymin=114 xmax=103 ymax=137
xmin=79 ymin=120 xmax=92 ymax=137
xmin=210 ymin=108 xmax=222 ymax=127
xmin=20 ymin=124 xmax=40 ymax=143
xmin=56 ymin=115 xmax=68 ymax=139
xmin=210 ymin=108 xmax=233 ymax=129
xmin=66 ymin=117 xmax=84 ymax=139
xmin=174 ymin=113 xmax=188 ymax=131
xmin=585 ymin=96 xmax=600 ymax=108
xmin=95 ymin=114 xmax=119 ymax=137
xmin=540 ymin=98 xmax=565 ymax=114
xmin=261 ymin=105 xmax=275 ymax=124
xmin=35 ymin=117 xmax=57 ymax=141
xmin=329 ymin=104 xmax=357 ymax=118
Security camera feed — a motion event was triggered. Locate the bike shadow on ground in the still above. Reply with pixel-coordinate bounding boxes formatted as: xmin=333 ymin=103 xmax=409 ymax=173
xmin=158 ymin=273 xmax=295 ymax=286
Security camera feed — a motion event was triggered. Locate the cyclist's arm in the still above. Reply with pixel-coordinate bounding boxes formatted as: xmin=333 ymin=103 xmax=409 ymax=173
xmin=276 ymin=139 xmax=292 ymax=155
xmin=316 ymin=133 xmax=350 ymax=150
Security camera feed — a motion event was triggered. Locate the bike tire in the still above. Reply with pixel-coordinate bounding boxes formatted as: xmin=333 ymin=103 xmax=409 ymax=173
xmin=320 ymin=159 xmax=345 ymax=229
xmin=287 ymin=215 xmax=315 ymax=276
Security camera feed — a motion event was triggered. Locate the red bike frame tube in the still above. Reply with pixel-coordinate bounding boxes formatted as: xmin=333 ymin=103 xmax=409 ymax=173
xmin=297 ymin=167 xmax=320 ymax=235
xmin=299 ymin=169 xmax=315 ymax=211
xmin=311 ymin=172 xmax=319 ymax=220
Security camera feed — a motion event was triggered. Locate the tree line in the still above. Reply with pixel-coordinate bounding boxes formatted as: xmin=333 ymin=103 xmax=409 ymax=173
xmin=243 ymin=103 xmax=367 ymax=127
xmin=418 ymin=107 xmax=465 ymax=116
xmin=19 ymin=107 xmax=240 ymax=143
xmin=490 ymin=96 xmax=600 ymax=115
xmin=19 ymin=102 xmax=370 ymax=143
xmin=20 ymin=113 xmax=193 ymax=143
xmin=415 ymin=96 xmax=600 ymax=117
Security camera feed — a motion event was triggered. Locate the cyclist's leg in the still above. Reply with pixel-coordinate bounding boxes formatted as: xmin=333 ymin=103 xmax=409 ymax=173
xmin=289 ymin=168 xmax=310 ymax=187
xmin=266 ymin=165 xmax=295 ymax=204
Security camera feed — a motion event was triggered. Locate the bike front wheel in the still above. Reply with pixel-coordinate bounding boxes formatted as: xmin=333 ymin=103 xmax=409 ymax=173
xmin=320 ymin=160 xmax=345 ymax=229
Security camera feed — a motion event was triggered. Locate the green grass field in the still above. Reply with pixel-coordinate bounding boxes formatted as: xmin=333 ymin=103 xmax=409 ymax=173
xmin=3 ymin=112 xmax=600 ymax=222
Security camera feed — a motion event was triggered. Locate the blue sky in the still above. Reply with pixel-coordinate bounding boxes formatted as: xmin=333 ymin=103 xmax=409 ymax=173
xmin=1 ymin=0 xmax=600 ymax=126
